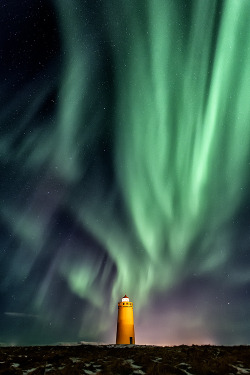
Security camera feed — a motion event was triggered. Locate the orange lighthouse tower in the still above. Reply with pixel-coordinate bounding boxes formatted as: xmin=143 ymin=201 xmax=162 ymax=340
xmin=116 ymin=294 xmax=135 ymax=344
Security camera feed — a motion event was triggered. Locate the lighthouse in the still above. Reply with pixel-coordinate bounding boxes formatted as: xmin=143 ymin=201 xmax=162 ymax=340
xmin=116 ymin=294 xmax=135 ymax=344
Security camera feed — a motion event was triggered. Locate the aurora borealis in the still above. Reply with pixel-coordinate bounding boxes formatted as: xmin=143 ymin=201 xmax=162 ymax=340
xmin=1 ymin=0 xmax=250 ymax=345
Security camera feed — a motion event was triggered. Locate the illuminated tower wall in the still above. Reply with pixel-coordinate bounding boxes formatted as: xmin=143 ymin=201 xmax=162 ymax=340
xmin=116 ymin=295 xmax=135 ymax=344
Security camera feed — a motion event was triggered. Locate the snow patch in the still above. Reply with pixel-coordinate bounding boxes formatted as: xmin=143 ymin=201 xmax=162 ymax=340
xmin=125 ymin=359 xmax=146 ymax=374
xmin=231 ymin=365 xmax=250 ymax=374
xmin=12 ymin=363 xmax=20 ymax=368
xmin=22 ymin=368 xmax=38 ymax=374
xmin=177 ymin=362 xmax=194 ymax=375
xmin=70 ymin=357 xmax=81 ymax=363
xmin=152 ymin=357 xmax=162 ymax=363
xmin=83 ymin=363 xmax=101 ymax=374
xmin=85 ymin=362 xmax=94 ymax=367
xmin=84 ymin=370 xmax=101 ymax=374
xmin=126 ymin=359 xmax=141 ymax=369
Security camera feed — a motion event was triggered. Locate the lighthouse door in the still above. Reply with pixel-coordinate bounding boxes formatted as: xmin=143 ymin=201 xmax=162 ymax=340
xmin=130 ymin=337 xmax=133 ymax=344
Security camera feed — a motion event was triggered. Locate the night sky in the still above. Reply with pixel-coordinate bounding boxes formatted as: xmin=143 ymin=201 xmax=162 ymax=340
xmin=1 ymin=0 xmax=250 ymax=346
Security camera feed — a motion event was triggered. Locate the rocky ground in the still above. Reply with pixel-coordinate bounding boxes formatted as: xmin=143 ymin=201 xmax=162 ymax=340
xmin=0 ymin=344 xmax=250 ymax=374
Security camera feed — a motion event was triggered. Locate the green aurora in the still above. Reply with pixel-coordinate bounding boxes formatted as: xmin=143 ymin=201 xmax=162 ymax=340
xmin=1 ymin=0 xmax=250 ymax=344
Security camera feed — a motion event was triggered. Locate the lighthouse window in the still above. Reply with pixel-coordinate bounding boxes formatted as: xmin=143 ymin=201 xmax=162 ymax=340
xmin=126 ymin=303 xmax=128 ymax=305
xmin=123 ymin=303 xmax=124 ymax=305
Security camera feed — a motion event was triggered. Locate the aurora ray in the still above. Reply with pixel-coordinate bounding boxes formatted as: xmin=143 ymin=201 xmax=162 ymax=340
xmin=0 ymin=0 xmax=250 ymax=345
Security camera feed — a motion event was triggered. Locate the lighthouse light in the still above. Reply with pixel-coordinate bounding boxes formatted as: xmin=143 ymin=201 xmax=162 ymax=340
xmin=122 ymin=297 xmax=129 ymax=302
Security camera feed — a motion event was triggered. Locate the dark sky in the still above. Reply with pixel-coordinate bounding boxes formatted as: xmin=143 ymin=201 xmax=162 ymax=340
xmin=1 ymin=0 xmax=250 ymax=346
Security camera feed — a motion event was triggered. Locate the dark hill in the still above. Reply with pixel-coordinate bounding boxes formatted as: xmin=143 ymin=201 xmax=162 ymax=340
xmin=0 ymin=344 xmax=250 ymax=374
